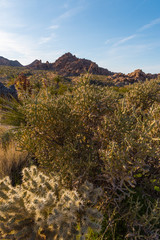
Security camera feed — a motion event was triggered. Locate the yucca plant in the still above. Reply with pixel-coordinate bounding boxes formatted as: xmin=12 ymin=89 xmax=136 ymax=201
xmin=0 ymin=96 xmax=26 ymax=127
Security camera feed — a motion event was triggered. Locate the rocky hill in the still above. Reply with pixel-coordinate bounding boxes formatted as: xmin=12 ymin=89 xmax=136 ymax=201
xmin=0 ymin=56 xmax=22 ymax=67
xmin=27 ymin=52 xmax=112 ymax=76
xmin=52 ymin=52 xmax=112 ymax=76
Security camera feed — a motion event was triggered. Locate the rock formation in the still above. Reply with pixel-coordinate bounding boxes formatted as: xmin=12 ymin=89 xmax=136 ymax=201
xmin=106 ymin=69 xmax=159 ymax=87
xmin=27 ymin=52 xmax=112 ymax=76
xmin=0 ymin=56 xmax=22 ymax=67
xmin=0 ymin=82 xmax=18 ymax=99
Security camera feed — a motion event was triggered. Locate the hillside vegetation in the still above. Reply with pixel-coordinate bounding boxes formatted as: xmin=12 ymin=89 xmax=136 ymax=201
xmin=0 ymin=70 xmax=159 ymax=239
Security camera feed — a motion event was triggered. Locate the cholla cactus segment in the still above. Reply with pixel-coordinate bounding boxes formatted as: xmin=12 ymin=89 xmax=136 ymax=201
xmin=0 ymin=166 xmax=103 ymax=239
xmin=79 ymin=181 xmax=103 ymax=205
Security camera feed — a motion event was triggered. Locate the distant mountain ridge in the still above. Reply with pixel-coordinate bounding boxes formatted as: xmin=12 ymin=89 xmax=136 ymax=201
xmin=0 ymin=54 xmax=159 ymax=86
xmin=26 ymin=53 xmax=159 ymax=84
xmin=0 ymin=56 xmax=22 ymax=67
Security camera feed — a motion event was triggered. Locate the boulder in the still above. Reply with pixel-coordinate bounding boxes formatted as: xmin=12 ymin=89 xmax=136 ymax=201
xmin=0 ymin=82 xmax=18 ymax=99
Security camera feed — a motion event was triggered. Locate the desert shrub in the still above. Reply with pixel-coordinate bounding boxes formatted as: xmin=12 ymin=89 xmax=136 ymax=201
xmin=99 ymin=101 xmax=160 ymax=184
xmin=0 ymin=166 xmax=103 ymax=240
xmin=15 ymin=79 xmax=119 ymax=186
xmin=111 ymin=85 xmax=130 ymax=97
xmin=125 ymin=79 xmax=160 ymax=110
xmin=48 ymin=82 xmax=69 ymax=96
xmin=95 ymin=84 xmax=160 ymax=239
xmin=0 ymin=77 xmax=160 ymax=239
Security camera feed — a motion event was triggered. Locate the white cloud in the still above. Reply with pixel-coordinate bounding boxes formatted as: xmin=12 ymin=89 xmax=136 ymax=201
xmin=52 ymin=5 xmax=84 ymax=24
xmin=139 ymin=17 xmax=160 ymax=31
xmin=113 ymin=34 xmax=137 ymax=47
xmin=105 ymin=37 xmax=120 ymax=45
xmin=106 ymin=17 xmax=160 ymax=49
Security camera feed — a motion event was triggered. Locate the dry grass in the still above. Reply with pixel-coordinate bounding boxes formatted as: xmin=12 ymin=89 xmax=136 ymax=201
xmin=0 ymin=142 xmax=28 ymax=179
xmin=0 ymin=126 xmax=28 ymax=180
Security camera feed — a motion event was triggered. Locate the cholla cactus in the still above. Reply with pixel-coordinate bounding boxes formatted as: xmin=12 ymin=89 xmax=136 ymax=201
xmin=0 ymin=166 xmax=103 ymax=239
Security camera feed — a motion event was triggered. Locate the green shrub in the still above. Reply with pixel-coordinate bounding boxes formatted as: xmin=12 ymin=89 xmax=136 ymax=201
xmin=15 ymin=80 xmax=119 ymax=186
xmin=125 ymin=79 xmax=160 ymax=110
xmin=96 ymin=82 xmax=160 ymax=239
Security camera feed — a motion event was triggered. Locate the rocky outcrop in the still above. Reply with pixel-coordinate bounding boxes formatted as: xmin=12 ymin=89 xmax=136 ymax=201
xmin=128 ymin=69 xmax=146 ymax=80
xmin=27 ymin=52 xmax=113 ymax=76
xmin=27 ymin=60 xmax=51 ymax=70
xmin=0 ymin=82 xmax=18 ymax=99
xmin=106 ymin=69 xmax=159 ymax=87
xmin=53 ymin=53 xmax=112 ymax=76
xmin=0 ymin=57 xmax=22 ymax=67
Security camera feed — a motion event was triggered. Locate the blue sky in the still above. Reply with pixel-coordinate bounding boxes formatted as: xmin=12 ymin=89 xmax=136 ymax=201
xmin=0 ymin=0 xmax=160 ymax=73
